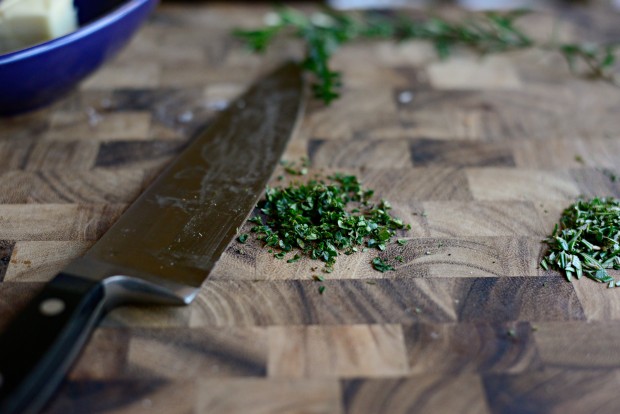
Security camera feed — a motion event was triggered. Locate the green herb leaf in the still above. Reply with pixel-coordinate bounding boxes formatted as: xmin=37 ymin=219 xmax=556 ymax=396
xmin=238 ymin=233 xmax=249 ymax=244
xmin=287 ymin=254 xmax=301 ymax=263
xmin=372 ymin=257 xmax=395 ymax=272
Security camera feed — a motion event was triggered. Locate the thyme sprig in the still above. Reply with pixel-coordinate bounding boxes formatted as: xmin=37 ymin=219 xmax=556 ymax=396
xmin=235 ymin=8 xmax=619 ymax=105
xmin=541 ymin=197 xmax=620 ymax=286
xmin=558 ymin=42 xmax=619 ymax=81
xmin=247 ymin=171 xmax=408 ymax=271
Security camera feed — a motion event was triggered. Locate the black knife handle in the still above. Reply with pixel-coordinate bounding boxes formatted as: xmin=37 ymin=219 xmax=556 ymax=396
xmin=0 ymin=273 xmax=106 ymax=414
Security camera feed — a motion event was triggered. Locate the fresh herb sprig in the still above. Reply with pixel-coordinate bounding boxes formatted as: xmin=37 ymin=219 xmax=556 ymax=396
xmin=558 ymin=42 xmax=619 ymax=81
xmin=235 ymin=8 xmax=619 ymax=105
xmin=235 ymin=8 xmax=532 ymax=104
xmin=248 ymin=171 xmax=408 ymax=271
xmin=541 ymin=197 xmax=620 ymax=286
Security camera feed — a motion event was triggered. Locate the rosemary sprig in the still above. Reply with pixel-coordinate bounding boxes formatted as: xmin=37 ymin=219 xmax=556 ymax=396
xmin=234 ymin=8 xmax=618 ymax=105
xmin=541 ymin=197 xmax=620 ymax=286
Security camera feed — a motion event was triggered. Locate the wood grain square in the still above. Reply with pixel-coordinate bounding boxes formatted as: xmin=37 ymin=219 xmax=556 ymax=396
xmin=0 ymin=116 xmax=49 ymax=140
xmin=82 ymin=62 xmax=161 ymax=89
xmin=483 ymin=368 xmax=620 ymax=414
xmin=359 ymin=167 xmax=474 ymax=202
xmin=0 ymin=204 xmax=125 ymax=241
xmin=466 ymin=168 xmax=581 ymax=201
xmin=570 ymin=168 xmax=620 ymax=198
xmin=423 ymin=201 xmax=547 ymax=237
xmin=533 ymin=321 xmax=620 ymax=369
xmin=268 ymin=324 xmax=409 ymax=378
xmin=160 ymin=65 xmax=257 ymax=88
xmin=195 ymin=378 xmax=343 ymax=414
xmin=189 ymin=277 xmax=583 ymax=328
xmin=125 ymin=327 xmax=268 ymax=379
xmin=0 ymin=170 xmax=146 ymax=204
xmin=4 ymin=240 xmax=92 ymax=282
xmin=337 ymin=64 xmax=410 ymax=90
xmin=0 ymin=138 xmax=39 ymax=172
xmin=95 ymin=140 xmax=187 ymax=169
xmin=189 ymin=279 xmax=459 ymax=327
xmin=102 ymin=305 xmax=192 ymax=329
xmin=23 ymin=140 xmax=99 ymax=171
xmin=428 ymin=56 xmax=522 ymax=90
xmin=69 ymin=328 xmax=131 ymax=381
xmin=398 ymin=237 xmax=544 ymax=278
xmin=397 ymin=108 xmax=486 ymax=140
xmin=455 ymin=277 xmax=585 ymax=323
xmin=512 ymin=137 xmax=620 ymax=170
xmin=310 ymin=139 xmax=413 ymax=169
xmin=343 ymin=374 xmax=490 ymax=414
xmin=403 ymin=322 xmax=542 ymax=375
xmin=573 ymin=280 xmax=620 ymax=321
xmin=107 ymin=88 xmax=217 ymax=140
xmin=410 ymin=139 xmax=515 ymax=167
xmin=44 ymin=379 xmax=189 ymax=414
xmin=303 ymin=89 xmax=400 ymax=140
xmin=46 ymin=111 xmax=153 ymax=141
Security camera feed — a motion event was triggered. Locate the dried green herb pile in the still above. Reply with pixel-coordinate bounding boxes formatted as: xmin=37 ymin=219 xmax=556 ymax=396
xmin=541 ymin=197 xmax=620 ymax=287
xmin=243 ymin=171 xmax=409 ymax=272
xmin=235 ymin=8 xmax=618 ymax=105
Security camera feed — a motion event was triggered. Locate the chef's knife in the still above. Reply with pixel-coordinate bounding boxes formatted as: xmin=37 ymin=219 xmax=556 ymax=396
xmin=0 ymin=62 xmax=304 ymax=414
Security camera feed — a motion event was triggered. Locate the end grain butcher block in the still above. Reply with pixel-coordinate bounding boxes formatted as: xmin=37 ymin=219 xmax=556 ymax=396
xmin=1 ymin=2 xmax=620 ymax=413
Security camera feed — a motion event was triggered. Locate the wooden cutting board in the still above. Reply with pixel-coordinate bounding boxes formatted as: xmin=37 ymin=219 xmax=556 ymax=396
xmin=1 ymin=2 xmax=620 ymax=413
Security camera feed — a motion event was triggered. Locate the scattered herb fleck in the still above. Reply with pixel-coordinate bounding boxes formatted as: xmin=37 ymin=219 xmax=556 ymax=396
xmin=574 ymin=155 xmax=584 ymax=164
xmin=507 ymin=328 xmax=517 ymax=338
xmin=313 ymin=274 xmax=325 ymax=282
xmin=396 ymin=255 xmax=404 ymax=262
xmin=397 ymin=239 xmax=408 ymax=246
xmin=287 ymin=254 xmax=301 ymax=263
xmin=372 ymin=257 xmax=395 ymax=272
xmin=600 ymin=168 xmax=618 ymax=183
xmin=541 ymin=197 xmax=620 ymax=286
xmin=237 ymin=233 xmax=249 ymax=243
xmin=366 ymin=280 xmax=377 ymax=285
xmin=318 ymin=285 xmax=326 ymax=294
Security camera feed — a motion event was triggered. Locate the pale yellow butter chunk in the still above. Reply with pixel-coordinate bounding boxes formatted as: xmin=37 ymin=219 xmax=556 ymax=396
xmin=0 ymin=0 xmax=78 ymax=54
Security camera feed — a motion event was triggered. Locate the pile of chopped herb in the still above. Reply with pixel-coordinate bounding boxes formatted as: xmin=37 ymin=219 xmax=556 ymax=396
xmin=246 ymin=172 xmax=409 ymax=272
xmin=541 ymin=197 xmax=620 ymax=287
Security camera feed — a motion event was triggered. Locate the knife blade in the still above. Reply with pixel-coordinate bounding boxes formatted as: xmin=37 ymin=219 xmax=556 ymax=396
xmin=0 ymin=62 xmax=304 ymax=414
